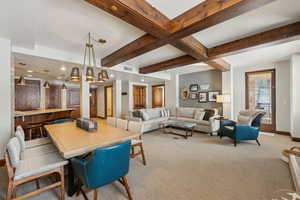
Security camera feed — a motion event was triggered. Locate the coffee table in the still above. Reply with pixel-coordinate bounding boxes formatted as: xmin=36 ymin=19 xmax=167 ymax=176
xmin=160 ymin=120 xmax=196 ymax=139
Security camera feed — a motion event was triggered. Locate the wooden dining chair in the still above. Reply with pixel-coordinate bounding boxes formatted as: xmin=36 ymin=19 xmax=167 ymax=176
xmin=128 ymin=121 xmax=146 ymax=166
xmin=71 ymin=141 xmax=133 ymax=200
xmin=16 ymin=125 xmax=51 ymax=149
xmin=5 ymin=137 xmax=68 ymax=200
xmin=107 ymin=117 xmax=117 ymax=127
xmin=116 ymin=118 xmax=128 ymax=130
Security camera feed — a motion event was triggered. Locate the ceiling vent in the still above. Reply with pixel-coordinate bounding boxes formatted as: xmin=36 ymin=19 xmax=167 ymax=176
xmin=123 ymin=66 xmax=133 ymax=71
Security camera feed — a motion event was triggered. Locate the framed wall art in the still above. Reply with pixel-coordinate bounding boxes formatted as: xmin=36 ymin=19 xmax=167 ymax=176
xmin=208 ymin=91 xmax=220 ymax=102
xmin=189 ymin=84 xmax=199 ymax=92
xmin=189 ymin=92 xmax=198 ymax=100
xmin=198 ymin=92 xmax=208 ymax=103
xmin=180 ymin=88 xmax=189 ymax=100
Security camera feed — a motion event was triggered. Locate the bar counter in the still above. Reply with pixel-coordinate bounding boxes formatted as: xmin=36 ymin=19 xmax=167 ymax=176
xmin=15 ymin=108 xmax=75 ymax=127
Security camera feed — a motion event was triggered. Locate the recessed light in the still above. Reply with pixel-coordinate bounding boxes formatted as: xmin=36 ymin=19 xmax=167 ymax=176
xmin=110 ymin=74 xmax=115 ymax=78
xmin=60 ymin=65 xmax=66 ymax=71
xmin=27 ymin=70 xmax=33 ymax=73
xmin=141 ymin=79 xmax=145 ymax=82
xmin=27 ymin=74 xmax=32 ymax=77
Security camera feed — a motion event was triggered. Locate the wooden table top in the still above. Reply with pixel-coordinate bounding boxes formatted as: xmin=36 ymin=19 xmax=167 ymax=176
xmin=15 ymin=108 xmax=75 ymax=117
xmin=45 ymin=121 xmax=139 ymax=159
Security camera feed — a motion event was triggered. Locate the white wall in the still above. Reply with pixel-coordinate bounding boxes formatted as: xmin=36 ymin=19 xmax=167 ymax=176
xmin=97 ymin=86 xmax=105 ymax=118
xmin=0 ymin=38 xmax=13 ymax=159
xmin=275 ymin=61 xmax=291 ymax=132
xmin=290 ymin=54 xmax=300 ymax=137
xmin=113 ymin=80 xmax=122 ymax=118
xmin=80 ymin=75 xmax=90 ymax=118
xmin=222 ymin=70 xmax=233 ymax=119
xmin=230 ymin=61 xmax=291 ymax=133
xmin=165 ymin=73 xmax=179 ymax=115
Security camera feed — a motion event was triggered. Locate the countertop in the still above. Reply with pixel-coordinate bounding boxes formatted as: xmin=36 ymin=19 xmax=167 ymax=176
xmin=15 ymin=108 xmax=75 ymax=117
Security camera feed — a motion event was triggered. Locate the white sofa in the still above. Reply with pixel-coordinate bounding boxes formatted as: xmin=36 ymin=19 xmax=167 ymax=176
xmin=127 ymin=107 xmax=220 ymax=134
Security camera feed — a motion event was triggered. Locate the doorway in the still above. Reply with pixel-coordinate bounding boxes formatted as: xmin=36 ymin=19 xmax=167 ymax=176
xmin=105 ymin=86 xmax=113 ymax=117
xmin=152 ymin=85 xmax=165 ymax=108
xmin=90 ymin=88 xmax=97 ymax=118
xmin=246 ymin=69 xmax=276 ymax=132
xmin=133 ymin=85 xmax=146 ymax=109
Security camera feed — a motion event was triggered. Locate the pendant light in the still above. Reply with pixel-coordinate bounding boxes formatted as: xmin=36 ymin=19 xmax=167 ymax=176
xmin=17 ymin=75 xmax=26 ymax=86
xmin=70 ymin=32 xmax=109 ymax=83
xmin=96 ymin=71 xmax=104 ymax=83
xmin=62 ymin=83 xmax=67 ymax=90
xmin=70 ymin=67 xmax=80 ymax=82
xmin=43 ymin=81 xmax=50 ymax=89
xmin=101 ymin=69 xmax=109 ymax=81
xmin=86 ymin=66 xmax=95 ymax=82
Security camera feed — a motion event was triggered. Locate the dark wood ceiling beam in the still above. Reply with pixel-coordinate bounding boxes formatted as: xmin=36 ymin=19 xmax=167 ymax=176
xmin=99 ymin=0 xmax=274 ymax=68
xmin=139 ymin=21 xmax=300 ymax=74
xmin=208 ymin=21 xmax=300 ymax=59
xmin=86 ymin=0 xmax=230 ymax=70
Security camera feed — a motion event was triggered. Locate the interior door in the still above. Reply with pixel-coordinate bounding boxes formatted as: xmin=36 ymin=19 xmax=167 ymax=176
xmin=152 ymin=85 xmax=165 ymax=108
xmin=89 ymin=88 xmax=97 ymax=118
xmin=246 ymin=69 xmax=276 ymax=132
xmin=133 ymin=85 xmax=146 ymax=109
xmin=105 ymin=86 xmax=113 ymax=117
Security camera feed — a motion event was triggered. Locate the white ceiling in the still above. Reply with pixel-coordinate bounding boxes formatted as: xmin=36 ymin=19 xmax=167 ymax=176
xmin=14 ymin=53 xmax=165 ymax=84
xmin=1 ymin=0 xmax=300 ymax=77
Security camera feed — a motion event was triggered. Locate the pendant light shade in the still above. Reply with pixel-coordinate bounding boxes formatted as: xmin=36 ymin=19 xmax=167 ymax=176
xmin=62 ymin=83 xmax=67 ymax=90
xmin=70 ymin=67 xmax=80 ymax=82
xmin=43 ymin=81 xmax=50 ymax=89
xmin=17 ymin=75 xmax=26 ymax=86
xmin=101 ymin=69 xmax=109 ymax=81
xmin=86 ymin=66 xmax=95 ymax=82
xmin=97 ymin=72 xmax=104 ymax=83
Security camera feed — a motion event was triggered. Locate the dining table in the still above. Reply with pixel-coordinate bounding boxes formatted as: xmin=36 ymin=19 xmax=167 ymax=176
xmin=44 ymin=120 xmax=139 ymax=196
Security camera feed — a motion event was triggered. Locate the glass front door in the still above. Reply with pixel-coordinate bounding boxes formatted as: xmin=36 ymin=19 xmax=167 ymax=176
xmin=246 ymin=70 xmax=276 ymax=132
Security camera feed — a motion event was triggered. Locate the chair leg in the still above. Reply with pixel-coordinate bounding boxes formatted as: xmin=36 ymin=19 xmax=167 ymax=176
xmin=122 ymin=177 xmax=133 ymax=200
xmin=234 ymin=140 xmax=237 ymax=147
xmin=36 ymin=179 xmax=40 ymax=189
xmin=29 ymin=129 xmax=32 ymax=140
xmin=140 ymin=144 xmax=146 ymax=166
xmin=6 ymin=182 xmax=14 ymax=200
xmin=131 ymin=146 xmax=135 ymax=155
xmin=256 ymin=139 xmax=261 ymax=146
xmin=59 ymin=167 xmax=65 ymax=200
xmin=93 ymin=189 xmax=98 ymax=200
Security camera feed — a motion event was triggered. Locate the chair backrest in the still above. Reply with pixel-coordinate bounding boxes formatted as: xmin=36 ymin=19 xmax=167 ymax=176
xmin=7 ymin=137 xmax=21 ymax=168
xmin=106 ymin=117 xmax=116 ymax=127
xmin=128 ymin=121 xmax=143 ymax=134
xmin=71 ymin=140 xmax=131 ymax=189
xmin=52 ymin=119 xmax=73 ymax=124
xmin=15 ymin=130 xmax=26 ymax=152
xmin=116 ymin=118 xmax=128 ymax=130
xmin=237 ymin=110 xmax=266 ymax=127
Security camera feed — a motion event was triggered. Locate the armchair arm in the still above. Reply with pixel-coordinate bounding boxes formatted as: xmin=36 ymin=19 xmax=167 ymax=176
xmin=220 ymin=120 xmax=236 ymax=128
xmin=209 ymin=115 xmax=221 ymax=132
xmin=235 ymin=125 xmax=260 ymax=141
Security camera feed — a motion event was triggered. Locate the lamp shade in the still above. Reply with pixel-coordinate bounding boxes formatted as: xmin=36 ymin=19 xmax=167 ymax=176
xmin=43 ymin=81 xmax=50 ymax=89
xmin=70 ymin=67 xmax=80 ymax=82
xmin=96 ymin=72 xmax=104 ymax=83
xmin=17 ymin=75 xmax=26 ymax=86
xmin=216 ymin=94 xmax=230 ymax=103
xmin=62 ymin=83 xmax=67 ymax=90
xmin=101 ymin=69 xmax=109 ymax=81
xmin=86 ymin=66 xmax=94 ymax=82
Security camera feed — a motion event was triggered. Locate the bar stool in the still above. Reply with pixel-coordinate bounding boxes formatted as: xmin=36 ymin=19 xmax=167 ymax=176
xmin=25 ymin=123 xmax=44 ymax=140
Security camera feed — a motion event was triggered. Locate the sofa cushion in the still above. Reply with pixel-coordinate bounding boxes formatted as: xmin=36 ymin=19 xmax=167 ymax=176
xmin=198 ymin=120 xmax=210 ymax=126
xmin=141 ymin=111 xmax=151 ymax=121
xmin=194 ymin=110 xmax=206 ymax=121
xmin=146 ymin=109 xmax=162 ymax=119
xmin=176 ymin=107 xmax=195 ymax=118
xmin=176 ymin=117 xmax=198 ymax=124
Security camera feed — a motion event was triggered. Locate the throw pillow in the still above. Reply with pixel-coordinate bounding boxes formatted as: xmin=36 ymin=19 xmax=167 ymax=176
xmin=194 ymin=111 xmax=206 ymax=121
xmin=132 ymin=110 xmax=142 ymax=118
xmin=203 ymin=109 xmax=215 ymax=121
xmin=161 ymin=109 xmax=166 ymax=117
xmin=141 ymin=112 xmax=151 ymax=121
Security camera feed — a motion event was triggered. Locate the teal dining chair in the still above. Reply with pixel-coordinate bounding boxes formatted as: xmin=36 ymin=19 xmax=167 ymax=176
xmin=71 ymin=140 xmax=133 ymax=200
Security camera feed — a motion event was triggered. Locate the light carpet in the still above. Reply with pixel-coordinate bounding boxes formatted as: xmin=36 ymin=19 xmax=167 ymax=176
xmin=0 ymin=131 xmax=297 ymax=200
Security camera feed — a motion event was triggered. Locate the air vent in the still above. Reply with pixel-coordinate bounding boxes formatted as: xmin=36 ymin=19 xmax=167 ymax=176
xmin=123 ymin=66 xmax=133 ymax=71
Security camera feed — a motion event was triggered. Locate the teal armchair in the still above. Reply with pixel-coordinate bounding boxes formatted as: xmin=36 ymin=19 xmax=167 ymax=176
xmin=218 ymin=110 xmax=266 ymax=147
xmin=71 ymin=140 xmax=132 ymax=200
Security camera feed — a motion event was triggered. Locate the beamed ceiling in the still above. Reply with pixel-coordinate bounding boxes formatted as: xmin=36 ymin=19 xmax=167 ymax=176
xmin=1 ymin=0 xmax=300 ymax=76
